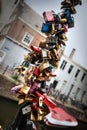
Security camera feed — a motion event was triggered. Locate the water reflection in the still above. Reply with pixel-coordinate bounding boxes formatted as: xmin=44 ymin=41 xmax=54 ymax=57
xmin=0 ymin=96 xmax=87 ymax=129
xmin=0 ymin=96 xmax=19 ymax=128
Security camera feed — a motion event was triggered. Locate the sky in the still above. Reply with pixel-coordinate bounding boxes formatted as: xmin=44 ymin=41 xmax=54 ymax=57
xmin=24 ymin=0 xmax=87 ymax=69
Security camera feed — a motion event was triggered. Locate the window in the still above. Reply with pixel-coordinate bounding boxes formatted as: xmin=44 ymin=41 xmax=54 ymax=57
xmin=22 ymin=60 xmax=30 ymax=67
xmin=81 ymin=91 xmax=86 ymax=102
xmin=22 ymin=32 xmax=33 ymax=46
xmin=75 ymin=69 xmax=80 ymax=78
xmin=67 ymin=84 xmax=74 ymax=98
xmin=60 ymin=60 xmax=67 ymax=70
xmin=81 ymin=73 xmax=86 ymax=82
xmin=74 ymin=88 xmax=80 ymax=99
xmin=60 ymin=80 xmax=67 ymax=92
xmin=0 ymin=51 xmax=4 ymax=57
xmin=68 ymin=65 xmax=73 ymax=74
xmin=0 ymin=50 xmax=6 ymax=63
xmin=52 ymin=80 xmax=58 ymax=89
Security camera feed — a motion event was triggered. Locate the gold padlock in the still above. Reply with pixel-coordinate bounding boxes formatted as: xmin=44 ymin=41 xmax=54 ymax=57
xmin=40 ymin=62 xmax=49 ymax=72
xmin=37 ymin=107 xmax=44 ymax=121
xmin=19 ymin=85 xmax=30 ymax=95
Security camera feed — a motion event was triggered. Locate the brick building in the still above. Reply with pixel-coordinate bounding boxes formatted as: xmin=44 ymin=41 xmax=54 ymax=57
xmin=0 ymin=2 xmax=46 ymax=68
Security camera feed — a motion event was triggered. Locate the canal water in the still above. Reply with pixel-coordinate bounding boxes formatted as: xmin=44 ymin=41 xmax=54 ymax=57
xmin=0 ymin=96 xmax=87 ymax=129
xmin=0 ymin=96 xmax=19 ymax=129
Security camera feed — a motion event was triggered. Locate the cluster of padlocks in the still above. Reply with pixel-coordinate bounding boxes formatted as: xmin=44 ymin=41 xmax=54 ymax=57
xmin=13 ymin=0 xmax=82 ymax=86
xmin=10 ymin=0 xmax=82 ymax=129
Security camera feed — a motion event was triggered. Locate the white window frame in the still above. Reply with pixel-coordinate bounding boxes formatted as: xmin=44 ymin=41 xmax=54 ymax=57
xmin=22 ymin=32 xmax=34 ymax=46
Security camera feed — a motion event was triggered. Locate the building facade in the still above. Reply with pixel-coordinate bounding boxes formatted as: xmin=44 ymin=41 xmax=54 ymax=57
xmin=54 ymin=55 xmax=87 ymax=106
xmin=0 ymin=2 xmax=45 ymax=68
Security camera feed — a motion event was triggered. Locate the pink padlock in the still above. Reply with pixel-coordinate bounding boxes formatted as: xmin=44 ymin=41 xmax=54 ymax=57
xmin=43 ymin=11 xmax=55 ymax=22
